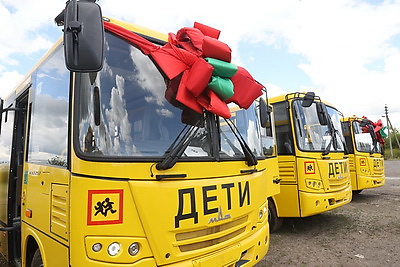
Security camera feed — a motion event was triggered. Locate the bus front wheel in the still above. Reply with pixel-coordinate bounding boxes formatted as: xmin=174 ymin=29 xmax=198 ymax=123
xmin=31 ymin=248 xmax=43 ymax=267
xmin=268 ymin=199 xmax=283 ymax=232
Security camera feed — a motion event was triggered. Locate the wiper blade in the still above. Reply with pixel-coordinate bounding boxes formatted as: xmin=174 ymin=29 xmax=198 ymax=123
xmin=322 ymin=119 xmax=339 ymax=156
xmin=367 ymin=124 xmax=379 ymax=154
xmin=156 ymin=124 xmax=200 ymax=170
xmin=224 ymin=118 xmax=258 ymax=166
xmin=156 ymin=116 xmax=205 ymax=170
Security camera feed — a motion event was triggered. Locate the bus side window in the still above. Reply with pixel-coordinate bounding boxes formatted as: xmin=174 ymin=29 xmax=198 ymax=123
xmin=27 ymin=45 xmax=70 ymax=167
xmin=273 ymin=102 xmax=294 ymax=155
xmin=0 ymin=107 xmax=14 ymax=163
xmin=0 ymin=102 xmax=15 ymax=231
xmin=341 ymin=121 xmax=354 ymax=154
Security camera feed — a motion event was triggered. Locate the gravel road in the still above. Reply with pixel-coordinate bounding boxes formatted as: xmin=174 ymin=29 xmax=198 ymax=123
xmin=256 ymin=160 xmax=400 ymax=266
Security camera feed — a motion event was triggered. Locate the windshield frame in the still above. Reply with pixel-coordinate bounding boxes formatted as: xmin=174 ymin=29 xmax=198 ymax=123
xmin=291 ymin=99 xmax=345 ymax=153
xmin=351 ymin=120 xmax=381 ymax=154
xmin=72 ymin=30 xmax=266 ymax=163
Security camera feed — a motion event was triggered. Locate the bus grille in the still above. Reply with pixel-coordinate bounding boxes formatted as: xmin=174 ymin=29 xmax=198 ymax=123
xmin=50 ymin=184 xmax=69 ymax=240
xmin=328 ymin=176 xmax=349 ymax=191
xmin=278 ymin=161 xmax=296 ymax=182
xmin=373 ymin=158 xmax=384 ymax=176
xmin=174 ymin=216 xmax=249 ymax=252
xmin=348 ymin=157 xmax=355 ymax=171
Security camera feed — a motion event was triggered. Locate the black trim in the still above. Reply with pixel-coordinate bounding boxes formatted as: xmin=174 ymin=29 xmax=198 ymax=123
xmin=133 ymin=31 xmax=167 ymax=46
xmin=67 ymin=72 xmax=74 ymax=171
xmin=71 ymin=172 xmax=130 ymax=181
xmin=156 ymin=174 xmax=187 ymax=180
xmin=240 ymin=168 xmax=265 ymax=174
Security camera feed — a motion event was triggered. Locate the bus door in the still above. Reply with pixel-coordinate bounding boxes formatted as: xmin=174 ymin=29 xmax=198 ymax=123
xmin=0 ymin=90 xmax=29 ymax=264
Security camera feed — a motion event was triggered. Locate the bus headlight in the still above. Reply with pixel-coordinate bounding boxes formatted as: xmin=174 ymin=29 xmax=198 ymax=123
xmin=92 ymin=243 xmax=102 ymax=252
xmin=128 ymin=242 xmax=140 ymax=256
xmin=107 ymin=242 xmax=121 ymax=256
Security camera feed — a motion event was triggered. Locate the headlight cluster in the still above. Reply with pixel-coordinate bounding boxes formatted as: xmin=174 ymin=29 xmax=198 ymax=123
xmin=306 ymin=179 xmax=322 ymax=190
xmin=258 ymin=203 xmax=268 ymax=222
xmin=91 ymin=241 xmax=140 ymax=256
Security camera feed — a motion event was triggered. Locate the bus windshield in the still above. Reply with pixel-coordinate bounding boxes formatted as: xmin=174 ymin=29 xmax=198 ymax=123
xmin=76 ymin=31 xmax=263 ymax=161
xmin=292 ymin=100 xmax=344 ymax=153
xmin=352 ymin=121 xmax=381 ymax=153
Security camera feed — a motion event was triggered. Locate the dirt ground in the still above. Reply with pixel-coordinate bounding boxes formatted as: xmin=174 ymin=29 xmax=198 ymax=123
xmin=256 ymin=159 xmax=400 ymax=267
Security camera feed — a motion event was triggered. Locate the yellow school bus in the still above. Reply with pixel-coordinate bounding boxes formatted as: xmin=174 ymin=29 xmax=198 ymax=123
xmin=341 ymin=116 xmax=385 ymax=194
xmin=267 ymin=92 xmax=352 ymax=231
xmin=0 ymin=2 xmax=278 ymax=266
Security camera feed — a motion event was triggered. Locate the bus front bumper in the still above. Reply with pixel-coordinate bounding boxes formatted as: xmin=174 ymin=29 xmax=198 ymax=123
xmin=299 ymin=186 xmax=352 ymax=217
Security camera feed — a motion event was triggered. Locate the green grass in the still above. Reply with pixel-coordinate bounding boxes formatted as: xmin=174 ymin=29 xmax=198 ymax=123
xmin=384 ymin=148 xmax=400 ymax=159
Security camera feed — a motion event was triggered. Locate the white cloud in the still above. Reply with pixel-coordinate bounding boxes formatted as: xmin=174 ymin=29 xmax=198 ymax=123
xmin=0 ymin=0 xmax=63 ymax=60
xmin=1 ymin=0 xmax=400 ymax=130
xmin=0 ymin=71 xmax=24 ymax=98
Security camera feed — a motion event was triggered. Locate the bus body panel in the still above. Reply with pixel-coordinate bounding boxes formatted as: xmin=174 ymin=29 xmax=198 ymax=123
xmin=274 ymin=155 xmax=352 ymax=218
xmin=350 ymin=153 xmax=385 ymax=191
xmin=272 ymin=184 xmax=300 ymax=217
xmin=0 ymin=165 xmax=10 ymax=259
xmin=264 ymin=157 xmax=280 ymax=201
xmin=298 ymin=184 xmax=352 ymax=217
xmin=69 ymin=157 xmax=270 ymax=266
xmin=20 ymin=163 xmax=70 ymax=265
xmin=342 ymin=116 xmax=386 ymax=191
xmin=269 ymin=93 xmax=352 ymax=219
xmin=21 ymin=226 xmax=69 ymax=267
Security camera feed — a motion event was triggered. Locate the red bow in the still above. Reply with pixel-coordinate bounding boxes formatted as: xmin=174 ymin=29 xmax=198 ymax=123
xmin=104 ymin=21 xmax=263 ymax=119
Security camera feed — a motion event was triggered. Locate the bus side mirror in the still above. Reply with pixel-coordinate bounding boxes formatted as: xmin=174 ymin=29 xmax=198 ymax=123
xmin=359 ymin=118 xmax=369 ymax=127
xmin=302 ymin=92 xmax=315 ymax=107
xmin=63 ymin=0 xmax=104 ymax=72
xmin=259 ymin=98 xmax=270 ymax=128
xmin=316 ymin=102 xmax=328 ymax=126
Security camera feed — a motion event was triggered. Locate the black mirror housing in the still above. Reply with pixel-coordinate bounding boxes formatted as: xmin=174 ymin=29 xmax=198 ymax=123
xmin=316 ymin=102 xmax=328 ymax=126
xmin=302 ymin=92 xmax=315 ymax=107
xmin=259 ymin=98 xmax=270 ymax=128
xmin=63 ymin=0 xmax=104 ymax=72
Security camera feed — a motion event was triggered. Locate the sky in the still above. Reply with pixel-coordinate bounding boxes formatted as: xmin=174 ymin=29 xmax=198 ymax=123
xmin=1 ymin=0 xmax=400 ymax=130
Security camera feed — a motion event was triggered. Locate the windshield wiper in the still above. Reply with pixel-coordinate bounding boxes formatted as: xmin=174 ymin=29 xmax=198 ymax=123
xmin=156 ymin=121 xmax=202 ymax=170
xmin=365 ymin=123 xmax=379 ymax=154
xmin=323 ymin=116 xmax=348 ymax=156
xmin=224 ymin=118 xmax=258 ymax=166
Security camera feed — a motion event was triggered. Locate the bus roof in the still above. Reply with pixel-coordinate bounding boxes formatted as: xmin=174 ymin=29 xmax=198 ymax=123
xmin=269 ymin=92 xmax=335 ymax=107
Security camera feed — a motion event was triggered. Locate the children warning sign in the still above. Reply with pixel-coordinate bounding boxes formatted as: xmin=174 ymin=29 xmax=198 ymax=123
xmin=87 ymin=189 xmax=124 ymax=225
xmin=304 ymin=161 xmax=316 ymax=174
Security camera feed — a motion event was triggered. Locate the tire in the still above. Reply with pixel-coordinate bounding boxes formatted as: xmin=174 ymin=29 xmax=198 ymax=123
xmin=31 ymin=248 xmax=43 ymax=267
xmin=353 ymin=190 xmax=363 ymax=195
xmin=268 ymin=199 xmax=283 ymax=232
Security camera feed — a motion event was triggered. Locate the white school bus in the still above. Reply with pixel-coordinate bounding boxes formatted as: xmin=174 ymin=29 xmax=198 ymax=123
xmin=341 ymin=116 xmax=385 ymax=193
xmin=0 ymin=1 xmax=279 ymax=266
xmin=267 ymin=92 xmax=352 ymax=231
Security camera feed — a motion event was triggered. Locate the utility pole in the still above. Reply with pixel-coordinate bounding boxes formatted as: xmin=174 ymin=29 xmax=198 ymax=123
xmin=385 ymin=104 xmax=400 ymax=158
xmin=385 ymin=105 xmax=393 ymax=158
